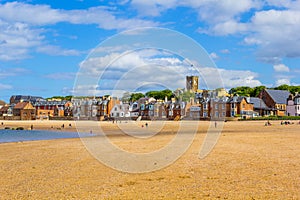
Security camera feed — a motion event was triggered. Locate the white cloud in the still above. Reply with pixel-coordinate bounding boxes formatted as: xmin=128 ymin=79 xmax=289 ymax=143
xmin=0 ymin=67 xmax=30 ymax=77
xmin=127 ymin=0 xmax=300 ymax=63
xmin=74 ymin=47 xmax=262 ymax=96
xmin=273 ymin=64 xmax=290 ymax=72
xmin=36 ymin=45 xmax=82 ymax=56
xmin=199 ymin=67 xmax=262 ymax=89
xmin=44 ymin=72 xmax=76 ymax=80
xmin=220 ymin=49 xmax=230 ymax=54
xmin=0 ymin=20 xmax=43 ymax=60
xmin=0 ymin=83 xmax=12 ymax=90
xmin=276 ymin=78 xmax=290 ymax=86
xmin=209 ymin=52 xmax=219 ymax=60
xmin=0 ymin=2 xmax=158 ymax=61
xmin=0 ymin=2 xmax=158 ymax=28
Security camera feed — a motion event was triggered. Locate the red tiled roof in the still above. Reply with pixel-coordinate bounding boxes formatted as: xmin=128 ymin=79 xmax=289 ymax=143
xmin=14 ymin=102 xmax=30 ymax=109
xmin=0 ymin=106 xmax=9 ymax=112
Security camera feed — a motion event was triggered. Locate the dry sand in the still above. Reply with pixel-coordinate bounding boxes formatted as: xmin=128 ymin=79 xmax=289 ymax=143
xmin=0 ymin=120 xmax=299 ymax=199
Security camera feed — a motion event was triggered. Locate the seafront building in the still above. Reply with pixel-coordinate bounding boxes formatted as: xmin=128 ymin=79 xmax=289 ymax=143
xmin=0 ymin=77 xmax=296 ymax=121
xmin=286 ymin=93 xmax=300 ymax=116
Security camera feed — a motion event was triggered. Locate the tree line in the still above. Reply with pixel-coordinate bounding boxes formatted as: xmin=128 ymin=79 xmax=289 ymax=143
xmin=228 ymin=84 xmax=300 ymax=97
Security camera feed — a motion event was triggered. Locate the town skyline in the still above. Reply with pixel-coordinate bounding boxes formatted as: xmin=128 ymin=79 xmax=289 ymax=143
xmin=1 ymin=1 xmax=300 ymax=103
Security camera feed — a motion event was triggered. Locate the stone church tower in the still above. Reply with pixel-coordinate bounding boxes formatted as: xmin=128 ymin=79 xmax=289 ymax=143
xmin=186 ymin=76 xmax=199 ymax=92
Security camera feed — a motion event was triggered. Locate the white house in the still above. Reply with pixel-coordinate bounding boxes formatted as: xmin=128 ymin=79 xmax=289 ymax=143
xmin=110 ymin=103 xmax=130 ymax=118
xmin=287 ymin=94 xmax=300 ymax=116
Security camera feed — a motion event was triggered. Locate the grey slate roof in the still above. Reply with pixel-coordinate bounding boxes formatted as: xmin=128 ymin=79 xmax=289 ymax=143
xmin=227 ymin=96 xmax=251 ymax=104
xmin=250 ymin=97 xmax=268 ymax=109
xmin=265 ymin=89 xmax=290 ymax=104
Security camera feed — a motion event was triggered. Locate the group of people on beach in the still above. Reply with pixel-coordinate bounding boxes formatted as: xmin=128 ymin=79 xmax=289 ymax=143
xmin=280 ymin=121 xmax=299 ymax=125
xmin=265 ymin=120 xmax=300 ymax=126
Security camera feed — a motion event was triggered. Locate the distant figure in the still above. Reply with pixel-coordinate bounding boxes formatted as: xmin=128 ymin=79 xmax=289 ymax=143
xmin=265 ymin=121 xmax=271 ymax=126
xmin=90 ymin=130 xmax=93 ymax=134
xmin=145 ymin=123 xmax=148 ymax=128
xmin=31 ymin=124 xmax=33 ymax=130
xmin=69 ymin=123 xmax=72 ymax=127
xmin=215 ymin=121 xmax=217 ymax=128
xmin=142 ymin=125 xmax=144 ymax=128
xmin=1 ymin=122 xmax=3 ymax=125
xmin=61 ymin=124 xmax=64 ymax=128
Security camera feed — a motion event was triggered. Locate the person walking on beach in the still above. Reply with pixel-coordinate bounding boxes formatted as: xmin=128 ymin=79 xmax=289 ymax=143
xmin=31 ymin=124 xmax=33 ymax=130
xmin=215 ymin=121 xmax=217 ymax=128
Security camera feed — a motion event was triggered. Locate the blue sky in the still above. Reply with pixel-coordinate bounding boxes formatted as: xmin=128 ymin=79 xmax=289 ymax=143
xmin=0 ymin=0 xmax=300 ymax=102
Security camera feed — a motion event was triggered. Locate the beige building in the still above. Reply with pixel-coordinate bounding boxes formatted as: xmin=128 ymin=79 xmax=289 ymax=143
xmin=186 ymin=76 xmax=198 ymax=93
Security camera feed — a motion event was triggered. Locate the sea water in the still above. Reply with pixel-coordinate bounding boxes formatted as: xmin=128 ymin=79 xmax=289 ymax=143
xmin=0 ymin=129 xmax=93 ymax=143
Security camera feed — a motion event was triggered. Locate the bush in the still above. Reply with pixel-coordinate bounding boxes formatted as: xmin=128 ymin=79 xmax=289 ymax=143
xmin=242 ymin=116 xmax=300 ymax=121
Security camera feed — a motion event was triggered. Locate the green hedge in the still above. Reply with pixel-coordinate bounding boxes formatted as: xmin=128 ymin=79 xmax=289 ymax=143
xmin=240 ymin=116 xmax=300 ymax=121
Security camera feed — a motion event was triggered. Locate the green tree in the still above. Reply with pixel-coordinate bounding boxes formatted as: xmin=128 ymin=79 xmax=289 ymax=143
xmin=178 ymin=91 xmax=195 ymax=102
xmin=130 ymin=93 xmax=145 ymax=102
xmin=145 ymin=89 xmax=173 ymax=100
xmin=250 ymin=86 xmax=266 ymax=97
xmin=121 ymin=92 xmax=131 ymax=103
xmin=289 ymin=86 xmax=300 ymax=95
xmin=229 ymin=86 xmax=253 ymax=97
xmin=273 ymin=84 xmax=300 ymax=95
xmin=274 ymin=84 xmax=290 ymax=91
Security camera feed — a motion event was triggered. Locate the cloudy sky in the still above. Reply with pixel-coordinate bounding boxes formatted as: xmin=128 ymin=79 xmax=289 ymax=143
xmin=0 ymin=0 xmax=300 ymax=101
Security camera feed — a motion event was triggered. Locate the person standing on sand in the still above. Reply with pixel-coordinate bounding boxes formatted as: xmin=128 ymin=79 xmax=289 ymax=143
xmin=31 ymin=125 xmax=33 ymax=130
xmin=215 ymin=121 xmax=217 ymax=128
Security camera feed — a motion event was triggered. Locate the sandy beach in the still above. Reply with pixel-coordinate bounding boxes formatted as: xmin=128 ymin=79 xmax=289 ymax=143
xmin=0 ymin=120 xmax=299 ymax=199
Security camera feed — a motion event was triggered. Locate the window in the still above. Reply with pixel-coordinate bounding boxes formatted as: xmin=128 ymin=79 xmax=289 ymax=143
xmin=203 ymin=112 xmax=207 ymax=117
xmin=215 ymin=104 xmax=218 ymax=109
xmin=215 ymin=111 xmax=219 ymax=117
xmin=242 ymin=104 xmax=245 ymax=109
xmin=231 ymin=111 xmax=235 ymax=117
xmin=114 ymin=107 xmax=117 ymax=111
xmin=223 ymin=112 xmax=226 ymax=116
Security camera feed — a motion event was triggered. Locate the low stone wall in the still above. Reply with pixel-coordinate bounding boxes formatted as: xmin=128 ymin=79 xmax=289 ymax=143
xmin=0 ymin=116 xmax=21 ymax=120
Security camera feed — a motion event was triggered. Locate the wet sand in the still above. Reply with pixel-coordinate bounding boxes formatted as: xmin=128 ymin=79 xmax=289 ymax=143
xmin=0 ymin=120 xmax=299 ymax=199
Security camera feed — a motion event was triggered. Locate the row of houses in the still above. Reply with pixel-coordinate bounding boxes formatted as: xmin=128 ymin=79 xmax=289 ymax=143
xmin=0 ymin=96 xmax=73 ymax=120
xmin=0 ymin=89 xmax=299 ymax=121
xmin=108 ymin=89 xmax=300 ymax=120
